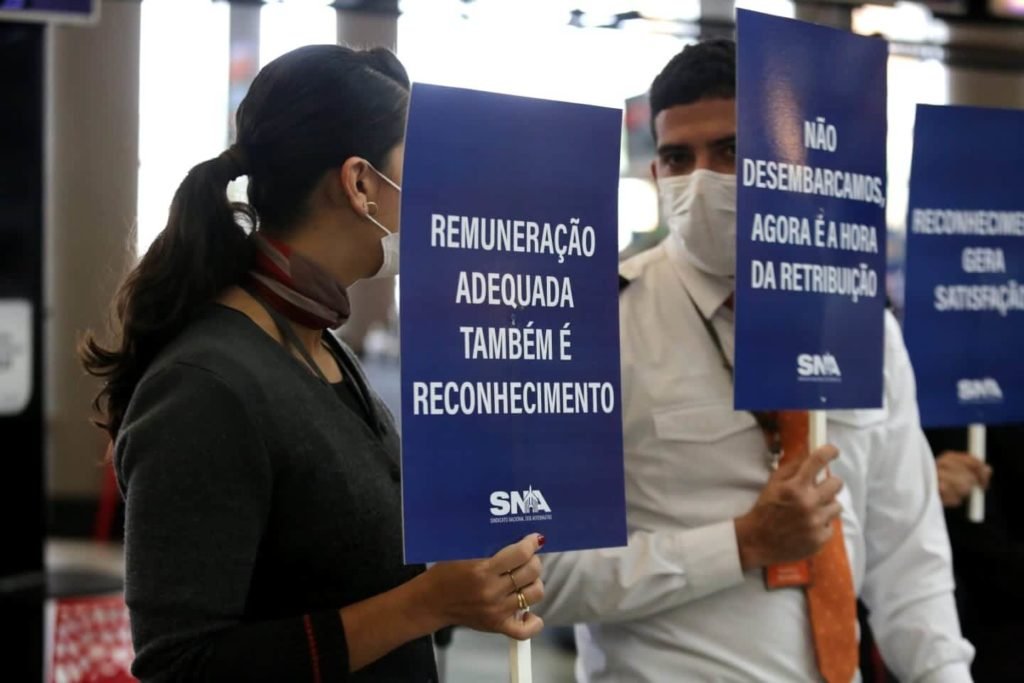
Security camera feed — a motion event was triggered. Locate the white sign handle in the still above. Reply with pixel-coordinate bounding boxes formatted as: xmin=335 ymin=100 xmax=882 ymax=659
xmin=809 ymin=410 xmax=828 ymax=451
xmin=509 ymin=634 xmax=532 ymax=683
xmin=809 ymin=411 xmax=828 ymax=484
xmin=967 ymin=424 xmax=987 ymax=523
xmin=0 ymin=299 xmax=33 ymax=416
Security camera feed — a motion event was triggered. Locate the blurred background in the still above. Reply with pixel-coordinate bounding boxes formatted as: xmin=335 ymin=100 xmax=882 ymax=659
xmin=2 ymin=0 xmax=1023 ymax=681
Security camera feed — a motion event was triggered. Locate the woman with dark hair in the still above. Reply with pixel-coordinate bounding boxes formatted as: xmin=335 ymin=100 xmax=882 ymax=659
xmin=81 ymin=45 xmax=545 ymax=682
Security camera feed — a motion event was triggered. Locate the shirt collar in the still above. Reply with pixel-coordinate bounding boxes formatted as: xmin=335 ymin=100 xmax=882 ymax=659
xmin=663 ymin=234 xmax=735 ymax=319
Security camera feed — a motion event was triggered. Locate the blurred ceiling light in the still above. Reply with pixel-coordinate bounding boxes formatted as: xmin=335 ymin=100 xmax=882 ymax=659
xmin=735 ymin=0 xmax=795 ymax=19
xmin=852 ymin=1 xmax=948 ymax=43
xmin=990 ymin=0 xmax=1024 ymax=18
xmin=413 ymin=0 xmax=703 ymax=29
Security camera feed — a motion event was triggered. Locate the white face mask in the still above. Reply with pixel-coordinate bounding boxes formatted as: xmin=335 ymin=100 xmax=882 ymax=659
xmin=365 ymin=165 xmax=402 ymax=279
xmin=657 ymin=169 xmax=737 ymax=277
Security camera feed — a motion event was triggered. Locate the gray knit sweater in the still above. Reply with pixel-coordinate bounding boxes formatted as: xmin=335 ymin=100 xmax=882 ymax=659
xmin=115 ymin=305 xmax=437 ymax=682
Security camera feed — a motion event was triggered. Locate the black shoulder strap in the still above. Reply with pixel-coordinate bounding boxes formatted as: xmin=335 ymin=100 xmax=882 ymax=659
xmin=245 ymin=286 xmax=330 ymax=385
xmin=682 ymin=286 xmax=781 ymax=456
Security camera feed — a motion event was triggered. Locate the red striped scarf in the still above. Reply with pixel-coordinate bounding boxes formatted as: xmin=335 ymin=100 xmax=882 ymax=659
xmin=247 ymin=233 xmax=351 ymax=330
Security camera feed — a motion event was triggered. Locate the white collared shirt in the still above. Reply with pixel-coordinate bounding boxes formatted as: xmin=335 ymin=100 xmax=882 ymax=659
xmin=539 ymin=236 xmax=974 ymax=683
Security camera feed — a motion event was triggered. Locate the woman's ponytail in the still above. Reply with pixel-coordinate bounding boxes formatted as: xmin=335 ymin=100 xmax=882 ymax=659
xmin=81 ymin=150 xmax=255 ymax=438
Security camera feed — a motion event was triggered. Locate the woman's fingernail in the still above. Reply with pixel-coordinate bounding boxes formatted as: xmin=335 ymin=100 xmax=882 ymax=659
xmin=537 ymin=534 xmax=546 ymax=548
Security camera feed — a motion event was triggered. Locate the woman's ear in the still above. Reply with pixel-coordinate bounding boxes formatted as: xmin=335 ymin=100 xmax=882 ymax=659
xmin=337 ymin=157 xmax=376 ymax=217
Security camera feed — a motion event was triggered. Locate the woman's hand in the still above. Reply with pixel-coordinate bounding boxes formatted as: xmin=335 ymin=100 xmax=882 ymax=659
xmin=341 ymin=533 xmax=546 ymax=672
xmin=418 ymin=533 xmax=546 ymax=640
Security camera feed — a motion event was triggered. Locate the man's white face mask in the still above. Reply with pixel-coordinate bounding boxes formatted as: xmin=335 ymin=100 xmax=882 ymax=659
xmin=657 ymin=169 xmax=737 ymax=277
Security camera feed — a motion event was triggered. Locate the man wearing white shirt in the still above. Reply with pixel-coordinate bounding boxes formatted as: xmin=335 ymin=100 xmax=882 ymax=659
xmin=538 ymin=40 xmax=974 ymax=682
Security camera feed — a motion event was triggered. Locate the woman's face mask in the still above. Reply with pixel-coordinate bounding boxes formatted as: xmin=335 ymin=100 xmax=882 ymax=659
xmin=364 ymin=165 xmax=402 ymax=279
xmin=657 ymin=169 xmax=737 ymax=277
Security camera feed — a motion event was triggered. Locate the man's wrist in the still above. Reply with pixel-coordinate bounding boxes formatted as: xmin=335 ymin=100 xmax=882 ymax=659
xmin=734 ymin=514 xmax=762 ymax=571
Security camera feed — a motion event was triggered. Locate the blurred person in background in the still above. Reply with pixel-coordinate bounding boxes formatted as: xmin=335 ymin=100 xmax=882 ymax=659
xmin=927 ymin=425 xmax=1024 ymax=681
xmin=81 ymin=45 xmax=545 ymax=682
xmin=537 ymin=39 xmax=974 ymax=683
xmin=337 ymin=278 xmax=396 ymax=358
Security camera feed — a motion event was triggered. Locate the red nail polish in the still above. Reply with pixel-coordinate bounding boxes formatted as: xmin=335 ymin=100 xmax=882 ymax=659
xmin=537 ymin=534 xmax=546 ymax=548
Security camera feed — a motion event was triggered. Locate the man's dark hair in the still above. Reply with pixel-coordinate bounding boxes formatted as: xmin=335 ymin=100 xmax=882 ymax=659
xmin=649 ymin=39 xmax=736 ymax=137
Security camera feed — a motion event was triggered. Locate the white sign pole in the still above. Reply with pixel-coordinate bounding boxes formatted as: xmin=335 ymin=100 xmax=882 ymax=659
xmin=967 ymin=423 xmax=987 ymax=523
xmin=509 ymin=634 xmax=532 ymax=683
xmin=809 ymin=411 xmax=828 ymax=453
xmin=0 ymin=299 xmax=33 ymax=417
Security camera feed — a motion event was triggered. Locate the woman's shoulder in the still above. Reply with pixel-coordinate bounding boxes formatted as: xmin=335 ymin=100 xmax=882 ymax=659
xmin=122 ymin=305 xmax=289 ymax=428
xmin=120 ymin=306 xmax=283 ymax=444
xmin=148 ymin=305 xmax=278 ymax=383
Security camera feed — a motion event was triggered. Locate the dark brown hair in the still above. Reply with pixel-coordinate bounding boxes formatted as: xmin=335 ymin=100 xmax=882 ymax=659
xmin=81 ymin=45 xmax=409 ymax=438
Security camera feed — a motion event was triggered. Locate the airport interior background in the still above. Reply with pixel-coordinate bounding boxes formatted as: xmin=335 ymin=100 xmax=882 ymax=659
xmin=2 ymin=0 xmax=1024 ymax=681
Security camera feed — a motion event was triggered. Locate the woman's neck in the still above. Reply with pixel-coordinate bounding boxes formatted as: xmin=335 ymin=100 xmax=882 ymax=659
xmin=284 ymin=214 xmax=370 ymax=289
xmin=218 ymin=286 xmax=324 ymax=358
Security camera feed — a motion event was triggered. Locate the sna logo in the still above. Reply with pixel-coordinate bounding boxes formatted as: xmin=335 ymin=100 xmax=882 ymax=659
xmin=490 ymin=486 xmax=552 ymax=516
xmin=797 ymin=353 xmax=842 ymax=381
xmin=957 ymin=378 xmax=1003 ymax=403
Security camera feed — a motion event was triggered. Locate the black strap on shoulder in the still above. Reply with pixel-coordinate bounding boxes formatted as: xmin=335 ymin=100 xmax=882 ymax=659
xmin=681 ymin=287 xmax=781 ymax=456
xmin=245 ymin=285 xmax=330 ymax=385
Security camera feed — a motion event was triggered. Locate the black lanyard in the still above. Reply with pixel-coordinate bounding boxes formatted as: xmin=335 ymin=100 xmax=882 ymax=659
xmin=247 ymin=286 xmax=330 ymax=382
xmin=682 ymin=288 xmax=782 ymax=458
xmin=246 ymin=286 xmax=380 ymax=434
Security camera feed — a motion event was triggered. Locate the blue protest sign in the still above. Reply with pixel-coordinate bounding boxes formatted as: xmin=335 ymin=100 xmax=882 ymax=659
xmin=903 ymin=104 xmax=1024 ymax=427
xmin=399 ymin=84 xmax=626 ymax=563
xmin=0 ymin=0 xmax=97 ymax=24
xmin=734 ymin=10 xmax=888 ymax=410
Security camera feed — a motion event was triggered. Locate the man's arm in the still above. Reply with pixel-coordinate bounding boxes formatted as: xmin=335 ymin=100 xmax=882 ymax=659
xmin=537 ymin=522 xmax=744 ymax=626
xmin=539 ymin=445 xmax=843 ymax=626
xmin=860 ymin=313 xmax=974 ymax=682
